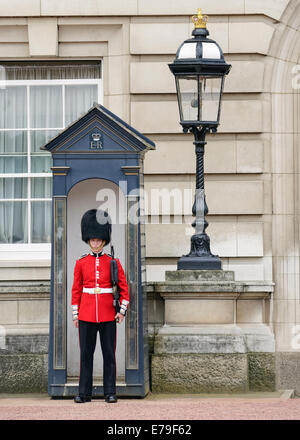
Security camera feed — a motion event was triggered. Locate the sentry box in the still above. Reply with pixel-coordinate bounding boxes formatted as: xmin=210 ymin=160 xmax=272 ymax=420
xmin=43 ymin=103 xmax=155 ymax=397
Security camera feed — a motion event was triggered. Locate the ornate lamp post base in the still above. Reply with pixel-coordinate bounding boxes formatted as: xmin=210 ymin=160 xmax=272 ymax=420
xmin=178 ymin=232 xmax=222 ymax=270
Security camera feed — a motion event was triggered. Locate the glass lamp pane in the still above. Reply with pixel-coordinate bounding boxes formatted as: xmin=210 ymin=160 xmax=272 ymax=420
xmin=200 ymin=76 xmax=223 ymax=123
xmin=176 ymin=75 xmax=224 ymax=124
xmin=176 ymin=76 xmax=198 ymax=122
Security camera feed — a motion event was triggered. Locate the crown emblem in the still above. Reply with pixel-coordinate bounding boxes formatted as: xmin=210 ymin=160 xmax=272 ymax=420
xmin=192 ymin=8 xmax=208 ymax=29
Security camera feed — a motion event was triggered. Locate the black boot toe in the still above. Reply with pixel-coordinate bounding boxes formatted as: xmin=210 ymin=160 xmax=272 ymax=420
xmin=74 ymin=395 xmax=91 ymax=403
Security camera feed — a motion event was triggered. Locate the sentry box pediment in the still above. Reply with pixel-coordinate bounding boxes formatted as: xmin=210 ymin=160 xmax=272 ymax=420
xmin=42 ymin=102 xmax=155 ymax=155
xmin=45 ymin=103 xmax=155 ymax=398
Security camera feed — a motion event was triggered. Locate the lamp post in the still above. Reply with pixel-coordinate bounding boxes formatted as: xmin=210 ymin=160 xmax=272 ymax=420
xmin=169 ymin=9 xmax=231 ymax=270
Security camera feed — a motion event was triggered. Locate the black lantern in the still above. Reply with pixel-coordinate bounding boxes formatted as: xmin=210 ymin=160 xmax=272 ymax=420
xmin=169 ymin=9 xmax=231 ymax=270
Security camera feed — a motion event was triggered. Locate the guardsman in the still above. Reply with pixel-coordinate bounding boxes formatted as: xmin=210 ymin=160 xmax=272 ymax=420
xmin=71 ymin=209 xmax=129 ymax=403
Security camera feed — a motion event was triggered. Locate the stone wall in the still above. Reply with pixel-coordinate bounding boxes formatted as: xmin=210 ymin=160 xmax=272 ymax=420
xmin=0 ymin=0 xmax=300 ymax=393
xmin=0 ymin=281 xmax=49 ymax=393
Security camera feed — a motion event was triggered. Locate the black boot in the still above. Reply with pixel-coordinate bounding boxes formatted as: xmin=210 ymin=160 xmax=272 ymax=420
xmin=74 ymin=395 xmax=91 ymax=403
xmin=105 ymin=394 xmax=117 ymax=403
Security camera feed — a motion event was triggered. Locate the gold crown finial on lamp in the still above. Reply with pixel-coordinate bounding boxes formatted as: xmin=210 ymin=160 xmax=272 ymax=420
xmin=192 ymin=8 xmax=208 ymax=29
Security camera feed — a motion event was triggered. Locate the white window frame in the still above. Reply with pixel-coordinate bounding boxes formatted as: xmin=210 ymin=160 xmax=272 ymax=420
xmin=0 ymin=77 xmax=103 ymax=259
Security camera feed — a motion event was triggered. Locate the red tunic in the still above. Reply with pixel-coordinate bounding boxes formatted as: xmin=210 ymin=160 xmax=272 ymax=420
xmin=71 ymin=253 xmax=129 ymax=323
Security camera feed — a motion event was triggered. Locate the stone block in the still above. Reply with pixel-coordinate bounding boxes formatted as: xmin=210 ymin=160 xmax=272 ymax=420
xmin=144 ymin=180 xmax=193 ymax=216
xmin=144 ymin=137 xmax=263 ymax=174
xmin=4 ymin=334 xmax=48 ymax=354
xmin=0 ymin=266 xmax=50 ymax=281
xmin=0 ymin=354 xmax=48 ymax=393
xmin=58 ymin=24 xmax=116 ymax=42
xmin=154 ymin=333 xmax=246 ymax=355
xmin=248 ymin=353 xmax=276 ymax=391
xmin=272 ymin=216 xmax=297 ymax=258
xmin=145 ymin=221 xmax=264 ymax=258
xmin=0 ymin=43 xmax=29 ymax=57
xmin=0 ymin=26 xmax=28 ymax=42
xmin=147 ymin=292 xmax=165 ymax=327
xmin=236 ymin=141 xmax=264 ymax=173
xmin=143 ymin=179 xmax=264 ymax=215
xmin=165 ymin=299 xmax=235 ymax=325
xmin=144 ymin=137 xmax=244 ymax=175
xmin=151 ymin=353 xmax=248 ymax=393
xmin=273 ymin=299 xmax=300 ymax=324
xmin=131 ymin=99 xmax=263 ymax=134
xmin=219 ymin=100 xmax=263 ymax=133
xmin=237 ymin=299 xmax=264 ymax=323
xmin=269 ymin=271 xmax=297 ymax=303
xmin=130 ymin=62 xmax=175 ymax=94
xmin=105 ymin=94 xmax=130 ymax=122
xmin=244 ymin=332 xmax=275 ymax=353
xmin=59 ymin=42 xmax=108 ymax=57
xmin=270 ymin=59 xmax=295 ymax=94
xmin=206 ymin=181 xmax=264 ymax=215
xmin=138 ymin=0 xmax=245 ymax=15
xmin=208 ymin=222 xmax=238 ymax=258
xmin=144 ymin=139 xmax=194 ymax=174
xmin=0 ymin=0 xmax=40 ymax=16
xmin=28 ymin=18 xmax=58 ymax=56
xmin=130 ymin=23 xmax=189 ymax=54
xmin=237 ymin=222 xmax=264 ymax=257
xmin=228 ymin=21 xmax=274 ymax=55
xmin=0 ymin=301 xmax=18 ymax=324
xmin=131 ymin=60 xmax=265 ymax=95
xmin=131 ymin=100 xmax=180 ymax=134
xmin=108 ymin=55 xmax=130 ymax=95
xmin=276 ymin=352 xmax=300 ymax=397
xmin=225 ymin=61 xmax=265 ymax=93
xmin=272 ymin=134 xmax=294 ymax=174
xmin=245 ymin=0 xmax=289 ymax=21
xmin=272 ymin=93 xmax=294 ymax=134
xmin=205 ymin=140 xmax=236 ymax=173
xmin=18 ymin=300 xmax=49 ymax=325
xmin=146 ymin=264 xmax=177 ymax=282
xmin=225 ymin=259 xmax=265 ymax=281
xmin=41 ymin=0 xmax=138 ymax=16
xmin=273 ymin=322 xmax=298 ymax=352
xmin=272 ymin=174 xmax=295 ymax=215
xmin=165 ymin=269 xmax=235 ymax=282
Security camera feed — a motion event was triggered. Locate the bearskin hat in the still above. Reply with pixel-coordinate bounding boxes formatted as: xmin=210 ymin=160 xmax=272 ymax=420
xmin=81 ymin=209 xmax=111 ymax=244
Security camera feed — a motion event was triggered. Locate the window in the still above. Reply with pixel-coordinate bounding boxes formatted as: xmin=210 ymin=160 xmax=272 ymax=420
xmin=0 ymin=62 xmax=102 ymax=246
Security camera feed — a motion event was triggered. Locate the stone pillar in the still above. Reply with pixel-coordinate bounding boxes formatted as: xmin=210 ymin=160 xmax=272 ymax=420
xmin=150 ymin=270 xmax=275 ymax=393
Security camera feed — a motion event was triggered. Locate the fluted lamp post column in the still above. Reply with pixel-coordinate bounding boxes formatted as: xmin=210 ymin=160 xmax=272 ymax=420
xmin=169 ymin=9 xmax=231 ymax=270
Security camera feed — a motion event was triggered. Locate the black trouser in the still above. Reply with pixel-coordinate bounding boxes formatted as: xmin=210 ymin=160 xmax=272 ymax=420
xmin=78 ymin=320 xmax=117 ymax=398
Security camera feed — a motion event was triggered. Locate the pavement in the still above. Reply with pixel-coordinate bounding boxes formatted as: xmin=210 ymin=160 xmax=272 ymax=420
xmin=0 ymin=390 xmax=299 ymax=421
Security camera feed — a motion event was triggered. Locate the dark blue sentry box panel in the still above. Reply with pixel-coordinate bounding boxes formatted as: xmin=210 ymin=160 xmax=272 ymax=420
xmin=43 ymin=103 xmax=155 ymax=397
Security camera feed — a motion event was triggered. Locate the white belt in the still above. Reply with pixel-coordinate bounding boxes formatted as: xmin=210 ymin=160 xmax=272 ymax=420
xmin=83 ymin=287 xmax=113 ymax=294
